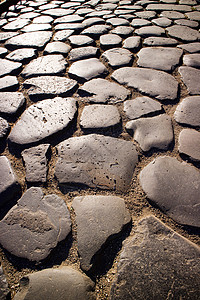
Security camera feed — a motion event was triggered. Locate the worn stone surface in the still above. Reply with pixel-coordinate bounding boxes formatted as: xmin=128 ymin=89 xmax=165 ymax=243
xmin=0 ymin=32 xmax=19 ymax=43
xmin=131 ymin=18 xmax=151 ymax=27
xmin=177 ymin=42 xmax=200 ymax=53
xmin=174 ymin=19 xmax=199 ymax=28
xmin=110 ymin=26 xmax=133 ymax=37
xmin=183 ymin=53 xmax=200 ymax=68
xmin=22 ymin=144 xmax=50 ymax=182
xmin=140 ymin=156 xmax=200 ymax=227
xmin=135 ymin=26 xmax=165 ymax=37
xmin=106 ymin=17 xmax=129 ymax=26
xmin=9 ymin=97 xmax=77 ymax=145
xmin=152 ymin=17 xmax=172 ymax=27
xmin=0 ymin=59 xmax=22 ymax=78
xmin=0 ymin=265 xmax=10 ymax=300
xmin=21 ymin=23 xmax=52 ymax=32
xmin=161 ymin=10 xmax=186 ymax=19
xmin=68 ymin=35 xmax=94 ymax=47
xmin=6 ymin=48 xmax=36 ymax=63
xmin=102 ymin=48 xmax=133 ymax=68
xmin=143 ymin=36 xmax=178 ymax=46
xmin=44 ymin=41 xmax=71 ymax=55
xmin=0 ymin=92 xmax=25 ymax=115
xmin=55 ymin=134 xmax=138 ymax=192
xmin=112 ymin=67 xmax=178 ymax=101
xmin=53 ymin=30 xmax=74 ymax=42
xmin=174 ymin=96 xmax=200 ymax=127
xmin=0 ymin=117 xmax=10 ymax=139
xmin=0 ymin=187 xmax=71 ymax=261
xmin=2 ymin=19 xmax=30 ymax=31
xmin=78 ymin=78 xmax=130 ymax=103
xmin=110 ymin=215 xmax=200 ymax=299
xmin=178 ymin=129 xmax=200 ymax=162
xmin=166 ymin=25 xmax=200 ymax=42
xmin=81 ymin=25 xmax=111 ymax=38
xmin=100 ymin=34 xmax=122 ymax=48
xmin=0 ymin=47 xmax=8 ymax=58
xmin=14 ymin=267 xmax=95 ymax=300
xmin=179 ymin=66 xmax=200 ymax=95
xmin=68 ymin=46 xmax=98 ymax=62
xmin=122 ymin=36 xmax=141 ymax=50
xmin=72 ymin=195 xmax=131 ymax=271
xmin=0 ymin=76 xmax=19 ymax=92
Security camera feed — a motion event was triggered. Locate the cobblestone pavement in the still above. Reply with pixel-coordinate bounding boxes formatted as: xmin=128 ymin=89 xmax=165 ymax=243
xmin=0 ymin=0 xmax=200 ymax=299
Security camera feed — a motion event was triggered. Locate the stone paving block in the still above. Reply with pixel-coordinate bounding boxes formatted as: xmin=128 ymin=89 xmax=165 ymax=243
xmin=177 ymin=42 xmax=200 ymax=53
xmin=166 ymin=25 xmax=200 ymax=42
xmin=2 ymin=19 xmax=30 ymax=31
xmin=146 ymin=4 xmax=192 ymax=11
xmin=54 ymin=15 xmax=84 ymax=24
xmin=0 ymin=187 xmax=71 ymax=261
xmin=21 ymin=23 xmax=52 ymax=32
xmin=68 ymin=35 xmax=94 ymax=47
xmin=179 ymin=66 xmax=200 ymax=94
xmin=32 ymin=15 xmax=54 ymax=23
xmin=0 ymin=47 xmax=8 ymax=58
xmin=100 ymin=34 xmax=122 ymax=48
xmin=54 ymin=23 xmax=84 ymax=31
xmin=0 ymin=76 xmax=19 ymax=92
xmin=0 ymin=32 xmax=19 ymax=43
xmin=8 ymin=97 xmax=77 ymax=146
xmin=134 ymin=10 xmax=156 ymax=19
xmin=143 ymin=36 xmax=178 ymax=46
xmin=14 ymin=267 xmax=95 ymax=300
xmin=112 ymin=67 xmax=178 ymax=101
xmin=122 ymin=36 xmax=141 ymax=50
xmin=82 ymin=17 xmax=104 ymax=27
xmin=174 ymin=19 xmax=199 ymax=28
xmin=55 ymin=134 xmax=138 ymax=192
xmin=135 ymin=25 xmax=165 ymax=37
xmin=0 ymin=59 xmax=22 ymax=78
xmin=185 ymin=11 xmax=200 ymax=21
xmin=174 ymin=96 xmax=200 ymax=127
xmin=131 ymin=18 xmax=151 ymax=27
xmin=106 ymin=17 xmax=129 ymax=26
xmin=42 ymin=8 xmax=75 ymax=17
xmin=53 ymin=30 xmax=74 ymax=42
xmin=160 ymin=10 xmax=186 ymax=19
xmin=140 ymin=156 xmax=200 ymax=227
xmin=68 ymin=46 xmax=99 ymax=62
xmin=81 ymin=25 xmax=111 ymax=38
xmin=0 ymin=92 xmax=25 ymax=115
xmin=110 ymin=26 xmax=133 ymax=37
xmin=0 ymin=117 xmax=10 ymax=139
xmin=152 ymin=17 xmax=172 ymax=27
xmin=183 ymin=53 xmax=200 ymax=68
xmin=0 ymin=265 xmax=10 ymax=300
xmin=178 ymin=128 xmax=200 ymax=162
xmin=44 ymin=41 xmax=71 ymax=55
xmin=102 ymin=48 xmax=133 ymax=68
xmin=110 ymin=215 xmax=200 ymax=299
xmin=6 ymin=48 xmax=37 ymax=63
xmin=72 ymin=195 xmax=131 ymax=271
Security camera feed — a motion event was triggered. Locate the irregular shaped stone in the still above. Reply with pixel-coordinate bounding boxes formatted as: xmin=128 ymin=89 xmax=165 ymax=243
xmin=123 ymin=36 xmax=141 ymax=50
xmin=174 ymin=19 xmax=199 ymax=28
xmin=0 ymin=265 xmax=10 ymax=300
xmin=0 ymin=47 xmax=8 ymax=58
xmin=68 ymin=58 xmax=108 ymax=82
xmin=0 ymin=76 xmax=19 ymax=92
xmin=32 ymin=15 xmax=54 ymax=23
xmin=68 ymin=35 xmax=94 ymax=47
xmin=106 ymin=17 xmax=129 ymax=26
xmin=143 ymin=36 xmax=178 ymax=46
xmin=80 ymin=104 xmax=120 ymax=128
xmin=124 ymin=96 xmax=162 ymax=119
xmin=14 ymin=267 xmax=95 ymax=300
xmin=78 ymin=78 xmax=130 ymax=103
xmin=82 ymin=17 xmax=104 ymax=27
xmin=152 ymin=17 xmax=171 ymax=27
xmin=54 ymin=15 xmax=84 ymax=24
xmin=110 ymin=215 xmax=200 ymax=299
xmin=54 ymin=23 xmax=84 ymax=31
xmin=135 ymin=11 xmax=156 ymax=19
xmin=5 ymin=31 xmax=52 ymax=50
xmin=55 ymin=134 xmax=138 ymax=192
xmin=44 ymin=41 xmax=71 ymax=55
xmin=6 ymin=48 xmax=37 ymax=63
xmin=23 ymin=76 xmax=77 ymax=100
xmin=110 ymin=26 xmax=133 ymax=37
xmin=177 ymin=42 xmax=200 ymax=53
xmin=100 ymin=34 xmax=122 ymax=48
xmin=183 ymin=54 xmax=200 ymax=68
xmin=53 ymin=30 xmax=74 ymax=42
xmin=0 ymin=156 xmax=20 ymax=207
xmin=166 ymin=25 xmax=200 ymax=42
xmin=112 ymin=67 xmax=178 ymax=101
xmin=0 ymin=92 xmax=25 ymax=115
xmin=20 ymin=12 xmax=40 ymax=19
xmin=81 ymin=25 xmax=111 ymax=38
xmin=2 ymin=19 xmax=30 ymax=31
xmin=174 ymin=96 xmax=200 ymax=127
xmin=135 ymin=26 xmax=165 ymax=37
xmin=0 ymin=32 xmax=19 ymax=43
xmin=21 ymin=23 xmax=52 ymax=32
xmin=126 ymin=114 xmax=173 ymax=151
xmin=72 ymin=195 xmax=131 ymax=271
xmin=0 ymin=59 xmax=22 ymax=77
xmin=146 ymin=4 xmax=192 ymax=11
xmin=69 ymin=47 xmax=98 ymax=62
xmin=22 ymin=144 xmax=50 ymax=182
xmin=0 ymin=117 xmax=10 ymax=139
xmin=140 ymin=157 xmax=200 ymax=227
xmin=42 ymin=8 xmax=74 ymax=17
xmin=8 ymin=97 xmax=77 ymax=145
xmin=179 ymin=66 xmax=200 ymax=94
xmin=137 ymin=47 xmax=182 ymax=71
xmin=21 ymin=55 xmax=67 ymax=78
xmin=131 ymin=18 xmax=151 ymax=27
xmin=186 ymin=11 xmax=200 ymax=21
xmin=75 ymin=8 xmax=93 ymax=15
xmin=0 ymin=187 xmax=71 ymax=261
xmin=102 ymin=48 xmax=133 ymax=68
xmin=160 ymin=10 xmax=186 ymax=19
xmin=178 ymin=129 xmax=200 ymax=162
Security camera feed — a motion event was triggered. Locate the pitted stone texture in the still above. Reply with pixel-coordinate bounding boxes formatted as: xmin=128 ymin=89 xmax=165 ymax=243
xmin=126 ymin=114 xmax=173 ymax=151
xmin=135 ymin=26 xmax=165 ymax=37
xmin=0 ymin=265 xmax=10 ymax=300
xmin=178 ymin=129 xmax=200 ymax=162
xmin=5 ymin=31 xmax=52 ymax=50
xmin=0 ymin=92 xmax=25 ymax=115
xmin=131 ymin=19 xmax=151 ymax=27
xmin=174 ymin=96 xmax=200 ymax=127
xmin=160 ymin=11 xmax=186 ymax=19
xmin=124 ymin=97 xmax=162 ymax=120
xmin=0 ymin=76 xmax=19 ymax=92
xmin=110 ymin=26 xmax=133 ymax=38
xmin=140 ymin=156 xmax=200 ymax=227
xmin=186 ymin=11 xmax=200 ymax=21
xmin=143 ymin=37 xmax=178 ymax=46
xmin=78 ymin=78 xmax=130 ymax=103
xmin=0 ymin=117 xmax=10 ymax=139
xmin=44 ymin=42 xmax=71 ymax=55
xmin=8 ymin=97 xmax=77 ymax=146
xmin=179 ymin=66 xmax=200 ymax=95
xmin=174 ymin=19 xmax=199 ymax=28
xmin=110 ymin=216 xmax=200 ymax=300
xmin=102 ymin=48 xmax=133 ymax=68
xmin=0 ymin=59 xmax=22 ymax=78
xmin=0 ymin=187 xmax=71 ymax=261
xmin=0 ymin=32 xmax=19 ymax=43
xmin=23 ymin=76 xmax=77 ymax=100
xmin=21 ymin=23 xmax=52 ymax=32
xmin=134 ymin=11 xmax=156 ymax=19
xmin=68 ymin=35 xmax=94 ymax=47
xmin=6 ymin=48 xmax=37 ymax=63
xmin=112 ymin=67 xmax=178 ymax=101
xmin=81 ymin=25 xmax=111 ymax=38
xmin=137 ymin=47 xmax=182 ymax=71
xmin=72 ymin=195 xmax=131 ymax=271
xmin=0 ymin=156 xmax=20 ymax=207
xmin=166 ymin=25 xmax=200 ymax=42
xmin=69 ymin=47 xmax=98 ymax=62
xmin=55 ymin=134 xmax=138 ymax=192
xmin=2 ymin=19 xmax=30 ymax=31
xmin=22 ymin=144 xmax=50 ymax=182
xmin=14 ymin=267 xmax=95 ymax=300
xmin=123 ymin=36 xmax=141 ymax=51
xmin=100 ymin=34 xmax=122 ymax=48
xmin=68 ymin=58 xmax=108 ymax=82
xmin=183 ymin=54 xmax=200 ymax=68
xmin=152 ymin=17 xmax=172 ymax=27
xmin=177 ymin=42 xmax=200 ymax=53
xmin=80 ymin=105 xmax=120 ymax=128
xmin=53 ymin=30 xmax=74 ymax=42
xmin=21 ymin=55 xmax=67 ymax=78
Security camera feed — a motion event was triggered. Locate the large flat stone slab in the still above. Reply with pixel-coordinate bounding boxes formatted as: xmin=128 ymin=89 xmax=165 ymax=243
xmin=8 ymin=97 xmax=77 ymax=146
xmin=110 ymin=215 xmax=200 ymax=299
xmin=0 ymin=92 xmax=24 ymax=115
xmin=143 ymin=37 xmax=178 ymax=46
xmin=6 ymin=48 xmax=37 ymax=63
xmin=14 ymin=267 xmax=95 ymax=300
xmin=112 ymin=67 xmax=178 ymax=101
xmin=135 ymin=26 xmax=165 ymax=37
xmin=183 ymin=53 xmax=200 ymax=68
xmin=0 ymin=76 xmax=19 ymax=92
xmin=140 ymin=156 xmax=200 ymax=227
xmin=44 ymin=41 xmax=71 ymax=55
xmin=177 ymin=42 xmax=200 ymax=53
xmin=0 ymin=59 xmax=22 ymax=77
xmin=178 ymin=129 xmax=200 ymax=162
xmin=146 ymin=3 xmax=192 ymax=11
xmin=166 ymin=25 xmax=200 ymax=42
xmin=55 ymin=134 xmax=138 ymax=192
xmin=102 ymin=48 xmax=133 ymax=68
xmin=68 ymin=46 xmax=98 ymax=62
xmin=174 ymin=96 xmax=200 ymax=127
xmin=179 ymin=67 xmax=200 ymax=95
xmin=72 ymin=195 xmax=131 ymax=271
xmin=0 ymin=187 xmax=71 ymax=261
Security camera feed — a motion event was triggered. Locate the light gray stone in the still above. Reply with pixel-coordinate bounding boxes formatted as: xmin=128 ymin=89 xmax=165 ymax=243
xmin=0 ymin=92 xmax=25 ymax=115
xmin=6 ymin=48 xmax=37 ymax=63
xmin=177 ymin=42 xmax=200 ymax=53
xmin=143 ymin=36 xmax=178 ymax=46
xmin=174 ymin=96 xmax=200 ymax=127
xmin=110 ymin=26 xmax=133 ymax=37
xmin=0 ymin=117 xmax=10 ymax=139
xmin=0 ymin=59 xmax=22 ymax=78
xmin=102 ymin=48 xmax=133 ymax=68
xmin=21 ymin=23 xmax=51 ymax=32
xmin=44 ymin=42 xmax=71 ymax=55
xmin=100 ymin=34 xmax=122 ymax=48
xmin=160 ymin=11 xmax=186 ymax=19
xmin=152 ymin=17 xmax=171 ymax=27
xmin=0 ymin=76 xmax=19 ymax=92
xmin=0 ymin=47 xmax=8 ymax=58
xmin=146 ymin=4 xmax=192 ymax=11
xmin=166 ymin=25 xmax=200 ymax=42
xmin=68 ymin=35 xmax=94 ymax=47
xmin=0 ymin=32 xmax=19 ymax=43
xmin=135 ymin=26 xmax=165 ymax=37
xmin=0 ymin=187 xmax=71 ymax=261
xmin=123 ymin=36 xmax=141 ymax=50
xmin=2 ymin=19 xmax=30 ymax=31
xmin=174 ymin=19 xmax=199 ymax=28
xmin=54 ymin=15 xmax=84 ymax=24
xmin=68 ymin=46 xmax=98 ymax=62
xmin=54 ymin=23 xmax=84 ymax=31
xmin=42 ymin=8 xmax=74 ymax=17
xmin=185 ymin=11 xmax=200 ymax=21
xmin=134 ymin=11 xmax=156 ymax=19
xmin=140 ymin=156 xmax=200 ymax=227
xmin=179 ymin=66 xmax=200 ymax=94
xmin=178 ymin=129 xmax=200 ymax=162
xmin=106 ymin=17 xmax=129 ymax=26
xmin=53 ymin=30 xmax=74 ymax=42
xmin=183 ymin=54 xmax=200 ymax=68
xmin=81 ymin=25 xmax=111 ymax=38
xmin=55 ymin=134 xmax=138 ymax=192
xmin=131 ymin=18 xmax=151 ymax=27
xmin=32 ymin=15 xmax=54 ymax=23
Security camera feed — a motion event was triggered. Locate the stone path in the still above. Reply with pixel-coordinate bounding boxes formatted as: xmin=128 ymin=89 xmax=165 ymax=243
xmin=0 ymin=0 xmax=200 ymax=299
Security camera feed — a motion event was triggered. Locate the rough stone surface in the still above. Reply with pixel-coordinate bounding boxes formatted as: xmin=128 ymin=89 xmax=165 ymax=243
xmin=0 ymin=187 xmax=71 ymax=261
xmin=80 ymin=104 xmax=120 ymax=128
xmin=110 ymin=26 xmax=133 ymax=37
xmin=72 ymin=195 xmax=131 ymax=271
xmin=166 ymin=25 xmax=200 ymax=42
xmin=78 ymin=78 xmax=130 ymax=103
xmin=0 ymin=265 xmax=10 ymax=300
xmin=0 ymin=76 xmax=19 ymax=92
xmin=143 ymin=37 xmax=178 ymax=46
xmin=53 ymin=30 xmax=74 ymax=42
xmin=21 ymin=23 xmax=52 ymax=32
xmin=81 ymin=25 xmax=111 ymax=38
xmin=68 ymin=46 xmax=98 ymax=62
xmin=140 ymin=156 xmax=200 ymax=227
xmin=110 ymin=215 xmax=200 ymax=299
xmin=152 ymin=17 xmax=172 ymax=27
xmin=126 ymin=114 xmax=173 ymax=151
xmin=112 ymin=67 xmax=178 ymax=101
xmin=179 ymin=66 xmax=200 ymax=95
xmin=68 ymin=35 xmax=94 ymax=47
xmin=177 ymin=42 xmax=200 ymax=53
xmin=22 ymin=144 xmax=50 ymax=182
xmin=174 ymin=19 xmax=199 ymax=28
xmin=8 ymin=97 xmax=77 ymax=145
xmin=174 ymin=96 xmax=200 ymax=127
xmin=0 ymin=156 xmax=20 ymax=207
xmin=131 ymin=18 xmax=151 ymax=27
xmin=0 ymin=59 xmax=22 ymax=78
xmin=14 ymin=267 xmax=95 ymax=300
xmin=2 ymin=19 xmax=30 ymax=31
xmin=55 ymin=134 xmax=138 ymax=192
xmin=6 ymin=48 xmax=37 ymax=63
xmin=135 ymin=26 xmax=165 ymax=37
xmin=0 ymin=117 xmax=10 ymax=139
xmin=0 ymin=92 xmax=25 ymax=115
xmin=178 ymin=129 xmax=200 ymax=162
xmin=102 ymin=48 xmax=133 ymax=68
xmin=100 ymin=34 xmax=122 ymax=48
xmin=122 ymin=36 xmax=141 ymax=50
xmin=124 ymin=96 xmax=162 ymax=120
xmin=183 ymin=53 xmax=200 ymax=68
xmin=44 ymin=42 xmax=71 ymax=55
